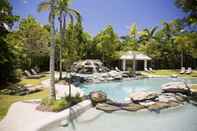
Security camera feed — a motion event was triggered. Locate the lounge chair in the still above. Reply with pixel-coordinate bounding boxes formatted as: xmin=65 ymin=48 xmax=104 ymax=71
xmin=180 ymin=67 xmax=185 ymax=74
xmin=31 ymin=68 xmax=45 ymax=77
xmin=149 ymin=67 xmax=153 ymax=72
xmin=30 ymin=68 xmax=37 ymax=75
xmin=115 ymin=67 xmax=121 ymax=72
xmin=144 ymin=67 xmax=150 ymax=72
xmin=24 ymin=70 xmax=42 ymax=79
xmin=186 ymin=67 xmax=192 ymax=74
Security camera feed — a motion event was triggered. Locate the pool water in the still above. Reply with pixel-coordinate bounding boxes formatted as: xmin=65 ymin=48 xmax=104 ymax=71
xmin=44 ymin=78 xmax=197 ymax=131
xmin=80 ymin=78 xmax=197 ymax=102
xmin=48 ymin=104 xmax=197 ymax=131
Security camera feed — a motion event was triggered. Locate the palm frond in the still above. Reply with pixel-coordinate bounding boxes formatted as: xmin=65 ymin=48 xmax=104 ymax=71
xmin=143 ymin=28 xmax=150 ymax=36
xmin=37 ymin=1 xmax=50 ymax=12
xmin=150 ymin=26 xmax=158 ymax=36
xmin=67 ymin=8 xmax=82 ymax=22
xmin=68 ymin=13 xmax=74 ymax=26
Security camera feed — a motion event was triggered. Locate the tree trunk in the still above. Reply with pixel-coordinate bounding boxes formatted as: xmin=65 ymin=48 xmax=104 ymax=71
xmin=49 ymin=0 xmax=56 ymax=100
xmin=181 ymin=51 xmax=184 ymax=68
xmin=133 ymin=53 xmax=136 ymax=77
xmin=59 ymin=11 xmax=63 ymax=80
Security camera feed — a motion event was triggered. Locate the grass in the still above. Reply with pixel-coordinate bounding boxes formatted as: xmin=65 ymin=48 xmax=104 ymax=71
xmin=142 ymin=69 xmax=197 ymax=78
xmin=0 ymin=74 xmax=50 ymax=120
xmin=19 ymin=75 xmax=49 ymax=86
xmin=0 ymin=89 xmax=48 ymax=120
xmin=191 ymin=84 xmax=197 ymax=91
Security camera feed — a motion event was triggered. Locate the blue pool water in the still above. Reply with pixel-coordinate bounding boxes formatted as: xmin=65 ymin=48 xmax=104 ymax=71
xmin=44 ymin=77 xmax=197 ymax=131
xmin=80 ymin=78 xmax=197 ymax=102
xmin=47 ymin=104 xmax=197 ymax=131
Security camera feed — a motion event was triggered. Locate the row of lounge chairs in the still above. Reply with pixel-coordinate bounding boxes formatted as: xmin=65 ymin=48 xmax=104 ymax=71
xmin=24 ymin=69 xmax=45 ymax=79
xmin=180 ymin=67 xmax=192 ymax=74
xmin=144 ymin=67 xmax=154 ymax=72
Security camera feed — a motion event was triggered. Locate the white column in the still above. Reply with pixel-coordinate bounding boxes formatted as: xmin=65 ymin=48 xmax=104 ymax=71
xmin=144 ymin=60 xmax=147 ymax=70
xmin=122 ymin=59 xmax=126 ymax=71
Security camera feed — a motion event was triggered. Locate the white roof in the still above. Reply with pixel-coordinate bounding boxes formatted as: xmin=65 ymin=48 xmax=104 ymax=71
xmin=120 ymin=51 xmax=151 ymax=60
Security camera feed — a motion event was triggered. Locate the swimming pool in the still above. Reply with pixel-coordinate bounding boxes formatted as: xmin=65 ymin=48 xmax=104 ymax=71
xmin=42 ymin=77 xmax=197 ymax=131
xmin=80 ymin=77 xmax=197 ymax=102
xmin=45 ymin=103 xmax=197 ymax=131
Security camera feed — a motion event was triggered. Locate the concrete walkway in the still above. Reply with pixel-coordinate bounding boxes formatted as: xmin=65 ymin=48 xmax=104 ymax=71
xmin=0 ymin=71 xmax=87 ymax=131
xmin=0 ymin=100 xmax=92 ymax=131
xmin=41 ymin=79 xmax=84 ymax=99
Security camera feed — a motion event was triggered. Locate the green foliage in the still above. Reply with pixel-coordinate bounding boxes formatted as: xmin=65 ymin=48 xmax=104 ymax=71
xmin=65 ymin=93 xmax=83 ymax=106
xmin=5 ymin=16 xmax=50 ymax=70
xmin=91 ymin=25 xmax=120 ymax=66
xmin=175 ymin=0 xmax=197 ymax=24
xmin=0 ymin=0 xmax=20 ymax=83
xmin=41 ymin=93 xmax=83 ymax=112
xmin=41 ymin=98 xmax=69 ymax=112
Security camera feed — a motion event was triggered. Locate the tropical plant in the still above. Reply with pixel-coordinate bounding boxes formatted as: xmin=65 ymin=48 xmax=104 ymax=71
xmin=38 ymin=0 xmax=57 ymax=100
xmin=38 ymin=0 xmax=81 ymax=80
xmin=139 ymin=26 xmax=158 ymax=42
xmin=0 ymin=0 xmax=19 ymax=84
xmin=92 ymin=25 xmax=120 ymax=66
xmin=175 ymin=0 xmax=197 ymax=25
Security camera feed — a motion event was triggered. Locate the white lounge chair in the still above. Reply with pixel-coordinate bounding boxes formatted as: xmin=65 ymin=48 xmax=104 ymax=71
xmin=186 ymin=67 xmax=192 ymax=74
xmin=24 ymin=70 xmax=42 ymax=79
xmin=180 ymin=67 xmax=185 ymax=74
xmin=30 ymin=68 xmax=37 ymax=75
xmin=149 ymin=67 xmax=153 ymax=72
xmin=144 ymin=67 xmax=150 ymax=72
xmin=115 ymin=67 xmax=121 ymax=72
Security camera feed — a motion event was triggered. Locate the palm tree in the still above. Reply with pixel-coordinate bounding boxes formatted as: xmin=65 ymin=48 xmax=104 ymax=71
xmin=139 ymin=26 xmax=158 ymax=42
xmin=38 ymin=0 xmax=81 ymax=80
xmin=38 ymin=0 xmax=81 ymax=100
xmin=38 ymin=0 xmax=57 ymax=100
xmin=57 ymin=0 xmax=81 ymax=80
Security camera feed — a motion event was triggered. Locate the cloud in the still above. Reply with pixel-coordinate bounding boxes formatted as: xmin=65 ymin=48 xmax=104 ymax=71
xmin=21 ymin=0 xmax=28 ymax=4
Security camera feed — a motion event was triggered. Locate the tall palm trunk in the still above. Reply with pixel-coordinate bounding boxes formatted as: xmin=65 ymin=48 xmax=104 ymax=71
xmin=49 ymin=0 xmax=56 ymax=100
xmin=59 ymin=11 xmax=63 ymax=80
xmin=181 ymin=51 xmax=184 ymax=67
xmin=59 ymin=13 xmax=67 ymax=80
xmin=133 ymin=52 xmax=136 ymax=77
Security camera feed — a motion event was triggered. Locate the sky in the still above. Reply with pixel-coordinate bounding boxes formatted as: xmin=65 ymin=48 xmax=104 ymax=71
xmin=11 ymin=0 xmax=185 ymax=36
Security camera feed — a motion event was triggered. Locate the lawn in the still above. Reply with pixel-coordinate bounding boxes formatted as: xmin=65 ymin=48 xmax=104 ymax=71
xmin=0 ymin=89 xmax=48 ymax=120
xmin=0 ymin=75 xmax=50 ymax=120
xmin=142 ymin=69 xmax=197 ymax=78
xmin=191 ymin=84 xmax=197 ymax=91
xmin=19 ymin=75 xmax=49 ymax=86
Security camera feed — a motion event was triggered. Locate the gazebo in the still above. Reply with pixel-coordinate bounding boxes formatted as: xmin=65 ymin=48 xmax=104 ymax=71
xmin=120 ymin=51 xmax=152 ymax=71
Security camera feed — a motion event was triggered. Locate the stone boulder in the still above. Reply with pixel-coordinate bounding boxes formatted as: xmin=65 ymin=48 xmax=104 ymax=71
xmin=157 ymin=93 xmax=177 ymax=103
xmin=122 ymin=103 xmax=145 ymax=111
xmin=96 ymin=103 xmax=120 ymax=113
xmin=129 ymin=91 xmax=159 ymax=102
xmin=90 ymin=91 xmax=107 ymax=104
xmin=148 ymin=102 xmax=170 ymax=111
xmin=108 ymin=70 xmax=123 ymax=80
xmin=139 ymin=100 xmax=156 ymax=106
xmin=71 ymin=59 xmax=106 ymax=74
xmin=148 ymin=101 xmax=180 ymax=111
xmin=161 ymin=82 xmax=190 ymax=95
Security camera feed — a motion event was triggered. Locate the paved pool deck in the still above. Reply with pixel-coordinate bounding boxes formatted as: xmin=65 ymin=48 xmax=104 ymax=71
xmin=0 ymin=100 xmax=92 ymax=131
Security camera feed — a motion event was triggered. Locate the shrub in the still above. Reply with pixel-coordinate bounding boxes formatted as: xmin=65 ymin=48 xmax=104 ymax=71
xmin=0 ymin=84 xmax=27 ymax=95
xmin=40 ymin=98 xmax=69 ymax=112
xmin=14 ymin=68 xmax=23 ymax=80
xmin=50 ymin=100 xmax=68 ymax=112
xmin=65 ymin=93 xmax=83 ymax=106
